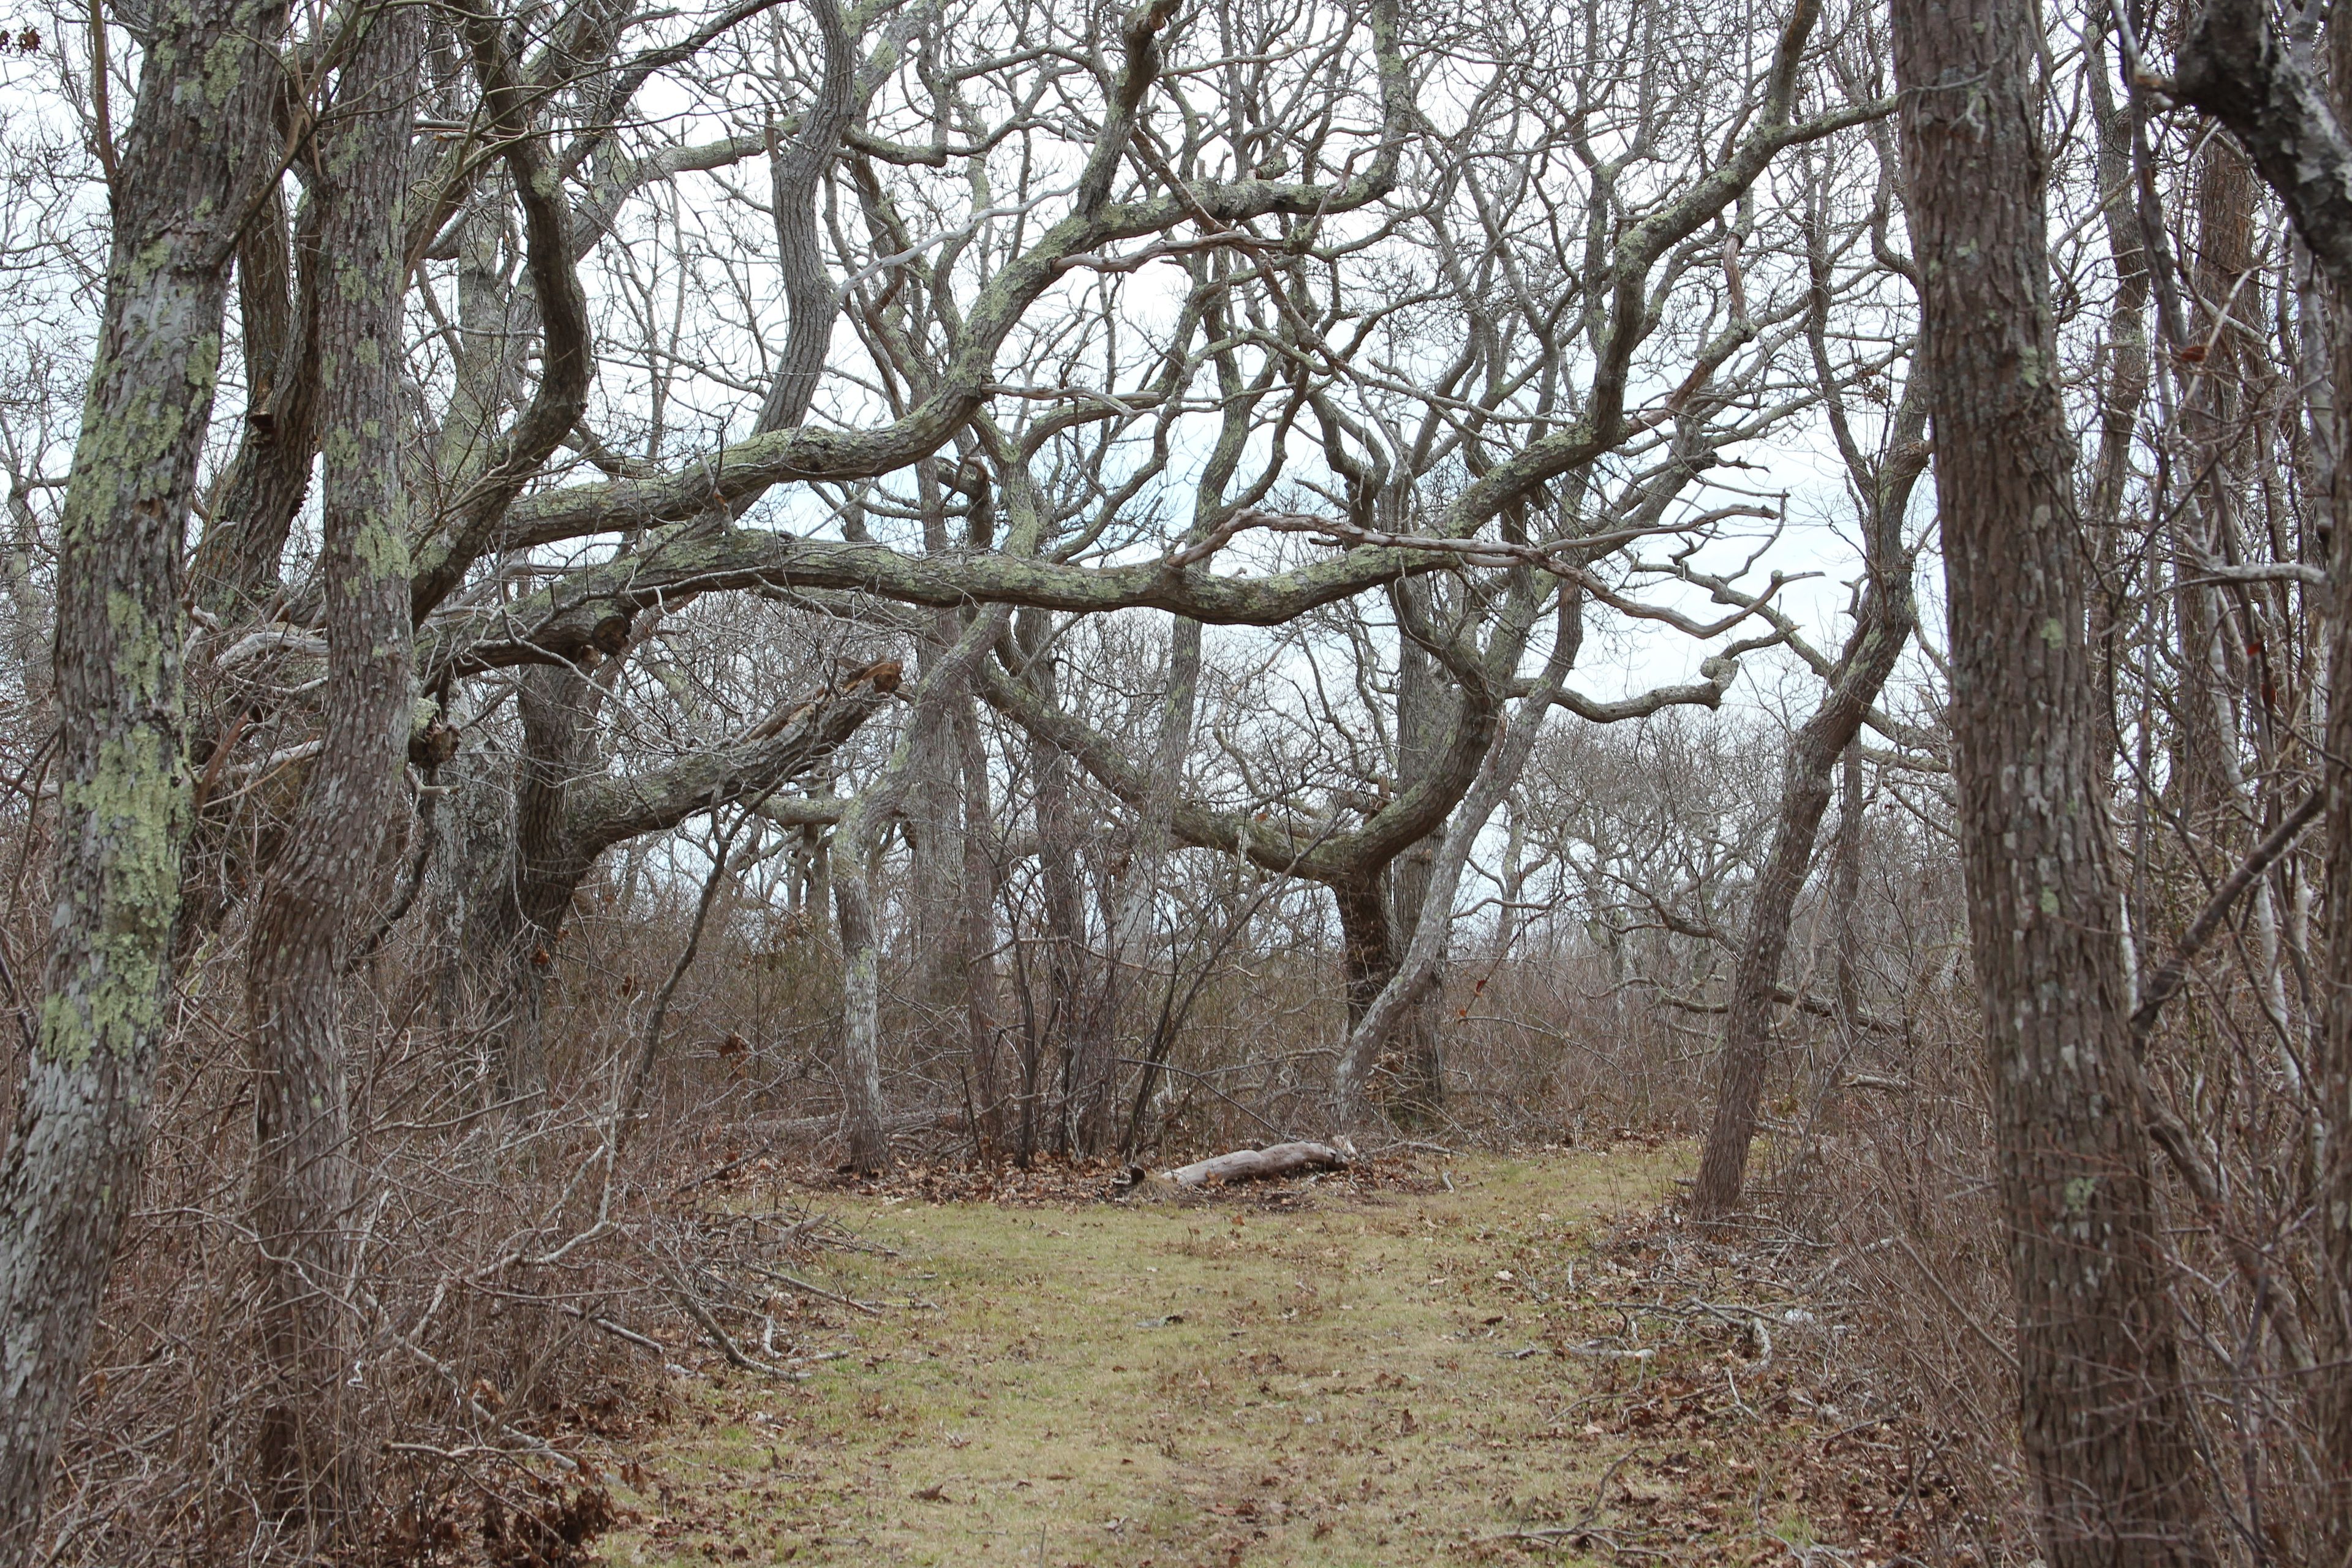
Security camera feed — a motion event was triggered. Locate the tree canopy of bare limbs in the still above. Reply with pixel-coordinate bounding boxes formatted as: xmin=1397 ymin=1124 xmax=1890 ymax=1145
xmin=0 ymin=0 xmax=2350 ymax=1557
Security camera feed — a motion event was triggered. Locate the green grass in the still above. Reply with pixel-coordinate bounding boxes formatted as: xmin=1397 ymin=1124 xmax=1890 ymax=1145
xmin=594 ymin=1146 xmax=1838 ymax=1566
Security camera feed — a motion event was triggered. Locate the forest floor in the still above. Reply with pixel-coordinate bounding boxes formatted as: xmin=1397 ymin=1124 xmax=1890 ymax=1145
xmin=587 ymin=1145 xmax=1953 ymax=1567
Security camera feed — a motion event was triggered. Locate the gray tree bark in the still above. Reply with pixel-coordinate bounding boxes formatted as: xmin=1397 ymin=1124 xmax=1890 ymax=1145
xmin=1894 ymin=0 xmax=2215 ymax=1556
xmin=0 ymin=0 xmax=285 ymax=1550
xmin=1384 ymin=589 xmax=1457 ymax=1123
xmin=1333 ymin=590 xmax=1582 ymax=1126
xmin=834 ymin=616 xmax=1011 ymax=1172
xmin=2173 ymin=10 xmax=2352 ymax=1534
xmin=1015 ymin=608 xmax=1101 ymax=1155
xmin=957 ymin=698 xmax=1005 ymax=1150
xmin=241 ymin=4 xmax=423 ymax=1530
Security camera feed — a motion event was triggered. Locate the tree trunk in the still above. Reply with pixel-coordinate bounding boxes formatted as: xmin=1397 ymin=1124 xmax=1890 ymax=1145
xmin=1020 ymin=611 xmax=1102 ymax=1153
xmin=1891 ymin=0 xmax=2214 ymax=1557
xmin=1335 ymin=589 xmax=1579 ymax=1128
xmin=1690 ymin=392 xmax=1923 ymax=1219
xmin=1332 ymin=872 xmax=1395 ymax=1038
xmin=1831 ymin=744 xmax=1864 ymax=1026
xmin=481 ymin=663 xmax=600 ymax=1107
xmin=1384 ymin=594 xmax=1453 ymax=1122
xmin=910 ymin=474 xmax=974 ymax=1073
xmin=831 ymin=608 xmax=1014 ymax=1173
xmin=1166 ymin=1142 xmax=1348 ymax=1187
xmin=957 ymin=698 xmax=1005 ymax=1151
xmin=1104 ymin=615 xmax=1201 ymax=1148
xmin=0 ymin=0 xmax=283 ymax=1551
xmin=189 ymin=176 xmax=320 ymax=624
xmin=241 ymin=7 xmax=422 ymax=1531
xmin=832 ymin=861 xmax=890 ymax=1172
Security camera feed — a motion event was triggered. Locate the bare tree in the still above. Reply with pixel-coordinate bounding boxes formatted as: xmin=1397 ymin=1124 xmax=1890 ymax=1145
xmin=239 ymin=2 xmax=424 ymax=1531
xmin=1691 ymin=206 xmax=1926 ymax=1219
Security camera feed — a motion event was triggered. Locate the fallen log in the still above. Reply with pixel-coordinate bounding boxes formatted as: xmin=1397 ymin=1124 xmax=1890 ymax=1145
xmin=1164 ymin=1141 xmax=1349 ymax=1188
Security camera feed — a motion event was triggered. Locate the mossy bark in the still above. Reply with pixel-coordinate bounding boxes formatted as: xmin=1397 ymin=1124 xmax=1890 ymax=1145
xmin=0 ymin=0 xmax=285 ymax=1552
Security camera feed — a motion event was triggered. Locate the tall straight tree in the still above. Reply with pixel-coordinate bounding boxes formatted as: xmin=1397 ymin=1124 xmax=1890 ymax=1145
xmin=0 ymin=0 xmax=288 ymax=1552
xmin=241 ymin=1 xmax=423 ymax=1532
xmin=1892 ymin=0 xmax=2213 ymax=1557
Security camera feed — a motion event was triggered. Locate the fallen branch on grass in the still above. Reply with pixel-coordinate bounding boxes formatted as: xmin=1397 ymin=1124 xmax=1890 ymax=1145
xmin=1164 ymin=1141 xmax=1349 ymax=1187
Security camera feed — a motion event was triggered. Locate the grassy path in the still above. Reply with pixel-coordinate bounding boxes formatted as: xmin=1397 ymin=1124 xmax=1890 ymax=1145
xmin=594 ymin=1148 xmax=1908 ymax=1566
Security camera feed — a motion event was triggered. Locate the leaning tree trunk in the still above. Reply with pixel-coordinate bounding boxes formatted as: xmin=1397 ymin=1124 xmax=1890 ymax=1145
xmin=1892 ymin=0 xmax=2214 ymax=1558
xmin=0 ymin=0 xmax=283 ymax=1551
xmin=1334 ymin=587 xmax=1580 ymax=1128
xmin=1689 ymin=402 xmax=1924 ymax=1219
xmin=241 ymin=10 xmax=423 ymax=1530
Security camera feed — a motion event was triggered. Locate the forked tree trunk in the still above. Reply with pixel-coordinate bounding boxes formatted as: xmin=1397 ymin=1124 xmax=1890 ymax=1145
xmin=1891 ymin=0 xmax=2214 ymax=1557
xmin=0 ymin=0 xmax=284 ymax=1551
xmin=1333 ymin=589 xmax=1580 ymax=1128
xmin=241 ymin=7 xmax=423 ymax=1531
